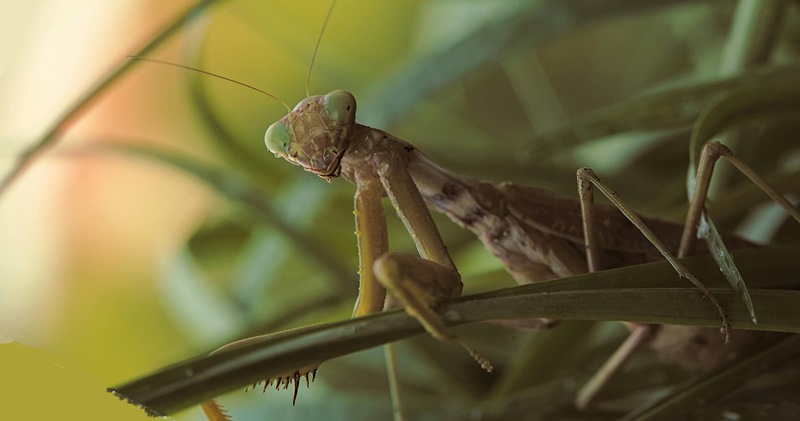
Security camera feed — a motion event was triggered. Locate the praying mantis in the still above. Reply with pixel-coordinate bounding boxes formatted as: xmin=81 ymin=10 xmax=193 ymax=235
xmin=96 ymin=1 xmax=800 ymax=420
xmin=153 ymin=2 xmax=800 ymax=420
xmin=190 ymin=89 xmax=800 ymax=418
xmin=244 ymin=80 xmax=799 ymax=418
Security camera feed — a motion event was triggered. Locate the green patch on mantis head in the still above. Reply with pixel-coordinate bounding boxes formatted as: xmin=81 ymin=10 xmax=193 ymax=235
xmin=265 ymin=90 xmax=357 ymax=181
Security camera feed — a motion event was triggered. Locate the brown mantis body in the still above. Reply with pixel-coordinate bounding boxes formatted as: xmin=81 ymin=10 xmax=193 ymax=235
xmin=251 ymin=90 xmax=799 ymax=417
xmin=160 ymin=2 xmax=800 ymax=418
xmin=128 ymin=45 xmax=800 ymax=421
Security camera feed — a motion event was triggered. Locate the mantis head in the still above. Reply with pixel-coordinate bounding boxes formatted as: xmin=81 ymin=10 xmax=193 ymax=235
xmin=265 ymin=90 xmax=357 ymax=181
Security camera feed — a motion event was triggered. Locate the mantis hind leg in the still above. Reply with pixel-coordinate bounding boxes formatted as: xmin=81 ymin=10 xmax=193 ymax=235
xmin=574 ymin=166 xmax=727 ymax=411
xmin=679 ymin=141 xmax=800 ymax=258
xmin=573 ymin=142 xmax=800 ymax=409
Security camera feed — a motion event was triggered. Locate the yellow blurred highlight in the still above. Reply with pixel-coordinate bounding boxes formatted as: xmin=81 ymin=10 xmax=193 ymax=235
xmin=0 ymin=342 xmax=150 ymax=420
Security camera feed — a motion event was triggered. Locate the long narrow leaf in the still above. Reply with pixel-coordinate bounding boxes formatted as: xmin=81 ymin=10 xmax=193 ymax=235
xmin=360 ymin=0 xmax=694 ymax=129
xmin=110 ymin=247 xmax=800 ymax=416
xmin=528 ymin=65 xmax=800 ymax=155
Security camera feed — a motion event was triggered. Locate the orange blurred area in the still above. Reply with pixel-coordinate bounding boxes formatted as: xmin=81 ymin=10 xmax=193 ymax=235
xmin=0 ymin=1 xmax=244 ymax=419
xmin=0 ymin=0 xmax=218 ymax=417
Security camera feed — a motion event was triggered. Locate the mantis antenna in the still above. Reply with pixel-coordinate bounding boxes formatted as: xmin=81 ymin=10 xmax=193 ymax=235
xmin=305 ymin=0 xmax=338 ymax=98
xmin=128 ymin=56 xmax=292 ymax=113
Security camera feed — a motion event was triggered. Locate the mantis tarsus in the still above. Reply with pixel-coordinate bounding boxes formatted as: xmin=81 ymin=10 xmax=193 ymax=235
xmin=119 ymin=2 xmax=800 ymax=420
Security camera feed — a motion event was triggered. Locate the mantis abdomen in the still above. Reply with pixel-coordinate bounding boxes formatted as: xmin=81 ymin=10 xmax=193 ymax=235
xmin=403 ymin=130 xmax=752 ymax=283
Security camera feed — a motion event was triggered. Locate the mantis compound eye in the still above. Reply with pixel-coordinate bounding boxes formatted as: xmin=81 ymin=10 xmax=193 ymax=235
xmin=322 ymin=90 xmax=356 ymax=126
xmin=265 ymin=120 xmax=291 ymax=158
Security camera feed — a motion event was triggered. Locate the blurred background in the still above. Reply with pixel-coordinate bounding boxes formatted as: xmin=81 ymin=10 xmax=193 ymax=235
xmin=1 ymin=0 xmax=799 ymax=420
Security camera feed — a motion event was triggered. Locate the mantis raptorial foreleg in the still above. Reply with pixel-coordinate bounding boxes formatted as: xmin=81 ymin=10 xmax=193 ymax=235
xmin=368 ymin=141 xmax=492 ymax=369
xmin=352 ymin=172 xmax=389 ymax=317
xmin=352 ymin=171 xmax=410 ymax=418
xmin=352 ymin=153 xmax=491 ymax=420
